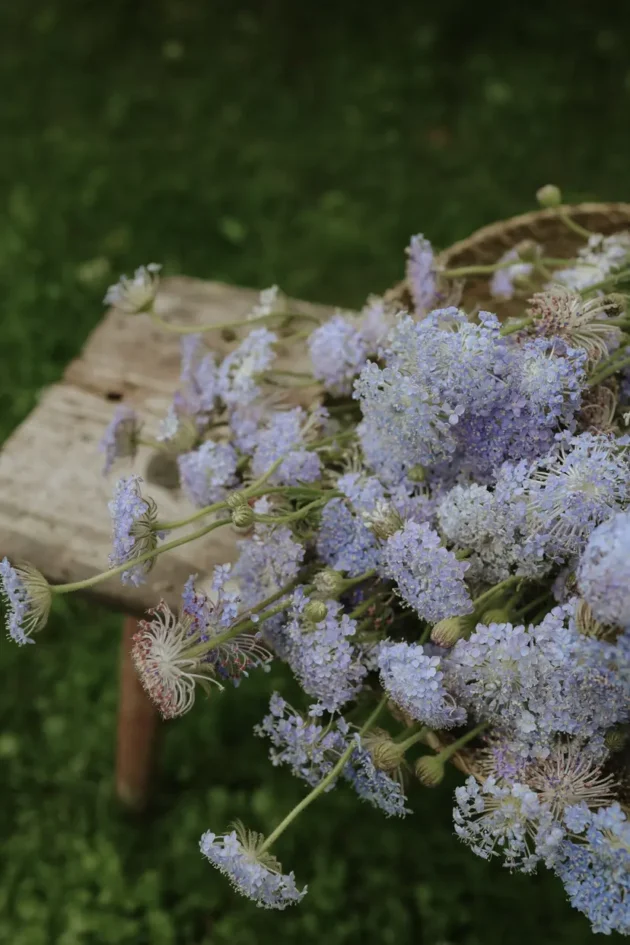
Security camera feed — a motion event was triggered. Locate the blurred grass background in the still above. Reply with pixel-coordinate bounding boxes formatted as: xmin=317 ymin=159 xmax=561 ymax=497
xmin=1 ymin=1 xmax=629 ymax=942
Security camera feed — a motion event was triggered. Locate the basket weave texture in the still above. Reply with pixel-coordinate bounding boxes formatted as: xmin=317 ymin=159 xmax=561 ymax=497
xmin=388 ymin=202 xmax=630 ymax=319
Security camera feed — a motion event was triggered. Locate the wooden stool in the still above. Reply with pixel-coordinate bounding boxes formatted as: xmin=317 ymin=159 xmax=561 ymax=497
xmin=0 ymin=278 xmax=335 ymax=810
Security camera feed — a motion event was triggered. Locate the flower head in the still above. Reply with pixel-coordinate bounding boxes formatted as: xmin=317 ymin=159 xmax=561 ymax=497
xmin=343 ymin=735 xmax=410 ymax=817
xmin=406 ymin=234 xmax=438 ymax=315
xmin=218 ymin=328 xmax=277 ymax=408
xmin=177 ymin=440 xmax=238 ymax=508
xmin=99 ymin=405 xmax=142 ymax=474
xmin=251 ymin=407 xmax=324 ymax=486
xmin=0 ymin=558 xmax=51 ymax=645
xmin=200 ymin=823 xmax=306 ymax=910
xmin=308 ymin=314 xmax=368 ymax=395
xmin=381 ymin=520 xmax=472 ymax=622
xmin=527 ymin=286 xmax=621 ymax=362
xmin=490 ymin=245 xmax=539 ymax=299
xmin=553 ymin=803 xmax=630 ymax=935
xmin=178 ymin=334 xmax=219 ymax=416
xmin=378 ymin=640 xmax=466 ymax=729
xmin=553 ymin=231 xmax=630 ymax=292
xmin=108 ymin=476 xmax=161 ymax=586
xmin=577 ymin=510 xmax=630 ymax=628
xmin=104 ymin=263 xmax=161 ymax=314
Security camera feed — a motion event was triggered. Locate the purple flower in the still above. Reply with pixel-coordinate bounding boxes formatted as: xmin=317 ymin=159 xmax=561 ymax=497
xmin=251 ymin=408 xmax=322 ymax=485
xmin=317 ymin=499 xmax=382 ymax=577
xmin=0 ymin=558 xmax=51 ymax=645
xmin=200 ymin=825 xmax=306 ymax=910
xmin=99 ymin=405 xmax=142 ymax=474
xmin=308 ymin=314 xmax=368 ymax=395
xmin=218 ymin=328 xmax=277 ymax=407
xmin=406 ymin=234 xmax=438 ymax=315
xmin=344 ymin=735 xmax=410 ymax=817
xmin=490 ymin=247 xmax=539 ymax=299
xmin=179 ymin=334 xmax=219 ymax=415
xmin=177 ymin=440 xmax=238 ymax=507
xmin=378 ymin=640 xmax=466 ymax=729
xmin=108 ymin=476 xmax=160 ymax=586
xmin=381 ymin=520 xmax=472 ymax=622
xmin=577 ymin=511 xmax=630 ymax=628
xmin=284 ymin=592 xmax=367 ymax=712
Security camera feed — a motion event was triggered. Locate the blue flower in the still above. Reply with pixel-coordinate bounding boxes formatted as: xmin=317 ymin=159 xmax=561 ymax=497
xmin=0 ymin=558 xmax=51 ymax=645
xmin=490 ymin=246 xmax=539 ymax=299
xmin=308 ymin=314 xmax=368 ymax=395
xmin=343 ymin=735 xmax=410 ymax=817
xmin=177 ymin=440 xmax=238 ymax=507
xmin=108 ymin=476 xmax=160 ymax=586
xmin=218 ymin=328 xmax=277 ymax=407
xmin=251 ymin=408 xmax=323 ymax=486
xmin=99 ymin=405 xmax=142 ymax=474
xmin=406 ymin=234 xmax=438 ymax=315
xmin=577 ymin=511 xmax=630 ymax=629
xmin=200 ymin=824 xmax=307 ymax=910
xmin=381 ymin=520 xmax=472 ymax=623
xmin=378 ymin=640 xmax=466 ymax=729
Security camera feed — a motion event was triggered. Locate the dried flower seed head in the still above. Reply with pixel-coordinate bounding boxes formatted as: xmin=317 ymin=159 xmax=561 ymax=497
xmin=363 ymin=729 xmax=406 ymax=774
xmin=362 ymin=501 xmax=404 ymax=541
xmin=527 ymin=287 xmax=621 ymax=362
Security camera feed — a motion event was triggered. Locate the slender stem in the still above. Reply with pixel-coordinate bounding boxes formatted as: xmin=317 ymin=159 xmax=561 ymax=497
xmin=185 ymin=598 xmax=291 ymax=660
xmin=309 ymin=429 xmax=356 ymax=450
xmin=580 ymin=268 xmax=630 ymax=296
xmin=437 ymin=721 xmax=488 ymax=762
xmin=149 ymin=309 xmax=320 ymax=336
xmin=472 ymin=575 xmax=520 ymax=611
xmin=396 ymin=727 xmax=429 ymax=753
xmin=588 ymin=353 xmax=630 ymax=387
xmin=52 ymin=517 xmax=232 ymax=595
xmin=258 ymin=696 xmax=388 ymax=855
xmin=349 ymin=592 xmax=382 ymax=620
xmin=499 ymin=316 xmax=533 ymax=337
xmin=265 ymin=369 xmax=315 ymax=380
xmin=419 ymin=623 xmax=432 ymax=644
xmin=558 ymin=210 xmax=592 ymax=240
xmin=340 ymin=569 xmax=376 ymax=591
xmin=440 ymin=257 xmax=571 ymax=279
xmin=256 ymin=495 xmax=337 ymax=525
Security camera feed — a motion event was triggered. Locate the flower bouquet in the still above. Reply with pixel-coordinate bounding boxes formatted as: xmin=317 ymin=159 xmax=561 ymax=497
xmin=3 ymin=185 xmax=630 ymax=932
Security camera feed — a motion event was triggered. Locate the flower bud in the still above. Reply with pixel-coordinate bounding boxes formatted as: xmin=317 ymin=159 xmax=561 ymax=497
xmin=575 ymin=599 xmax=622 ymax=642
xmin=415 ymin=754 xmax=445 ymax=787
xmin=431 ymin=616 xmax=469 ymax=648
xmin=514 ymin=239 xmax=539 ymax=263
xmin=232 ymin=505 xmax=255 ymax=529
xmin=227 ymin=492 xmax=248 ymax=510
xmin=313 ymin=568 xmax=345 ymax=599
xmin=407 ymin=464 xmax=426 ymax=483
xmin=480 ymin=608 xmax=511 ymax=625
xmin=536 ymin=184 xmax=562 ymax=208
xmin=362 ymin=501 xmax=403 ymax=541
xmin=365 ymin=731 xmax=406 ymax=773
xmin=304 ymin=600 xmax=328 ymax=624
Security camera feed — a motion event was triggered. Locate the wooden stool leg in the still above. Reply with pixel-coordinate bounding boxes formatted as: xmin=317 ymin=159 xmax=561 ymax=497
xmin=115 ymin=615 xmax=159 ymax=810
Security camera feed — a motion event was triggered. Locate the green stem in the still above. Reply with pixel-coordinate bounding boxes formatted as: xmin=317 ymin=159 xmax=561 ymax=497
xmin=558 ymin=210 xmax=592 ymax=240
xmin=440 ymin=257 xmax=571 ymax=279
xmin=340 ymin=569 xmax=376 ymax=591
xmin=52 ymin=517 xmax=232 ymax=595
xmin=258 ymin=696 xmax=388 ymax=855
xmin=580 ymin=268 xmax=630 ymax=296
xmin=588 ymin=352 xmax=630 ymax=387
xmin=512 ymin=591 xmax=553 ymax=619
xmin=419 ymin=623 xmax=432 ymax=644
xmin=149 ymin=309 xmax=320 ymax=336
xmin=435 ymin=721 xmax=488 ymax=762
xmin=499 ymin=316 xmax=533 ymax=337
xmin=396 ymin=726 xmax=429 ymax=753
xmin=256 ymin=495 xmax=337 ymax=525
xmin=349 ymin=592 xmax=382 ymax=620
xmin=308 ymin=429 xmax=356 ymax=451
xmin=472 ymin=576 xmax=520 ymax=611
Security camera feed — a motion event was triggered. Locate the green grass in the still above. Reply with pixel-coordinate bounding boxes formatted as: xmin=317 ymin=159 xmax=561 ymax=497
xmin=1 ymin=2 xmax=629 ymax=942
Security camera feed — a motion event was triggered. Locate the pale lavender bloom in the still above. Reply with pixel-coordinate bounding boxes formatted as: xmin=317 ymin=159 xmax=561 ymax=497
xmin=577 ymin=511 xmax=630 ymax=628
xmin=217 ymin=328 xmax=277 ymax=407
xmin=377 ymin=640 xmax=466 ymax=729
xmin=251 ymin=408 xmax=322 ymax=485
xmin=255 ymin=693 xmax=346 ymax=788
xmin=553 ymin=231 xmax=630 ymax=292
xmin=490 ymin=247 xmax=538 ymax=299
xmin=381 ymin=520 xmax=472 ymax=622
xmin=553 ymin=803 xmax=630 ymax=935
xmin=317 ymin=499 xmax=382 ymax=577
xmin=99 ymin=405 xmax=141 ymax=474
xmin=177 ymin=440 xmax=238 ymax=507
xmin=179 ymin=334 xmax=219 ymax=415
xmin=526 ymin=433 xmax=630 ymax=560
xmin=108 ymin=475 xmax=160 ymax=586
xmin=104 ymin=263 xmax=161 ymax=313
xmin=308 ymin=314 xmax=368 ymax=395
xmin=344 ymin=735 xmax=410 ymax=817
xmin=406 ymin=234 xmax=437 ymax=314
xmin=200 ymin=827 xmax=306 ymax=910
xmin=284 ymin=592 xmax=367 ymax=713
xmin=453 ymin=776 xmax=551 ymax=874
xmin=0 ymin=558 xmax=51 ymax=645
xmin=358 ymin=295 xmax=394 ymax=351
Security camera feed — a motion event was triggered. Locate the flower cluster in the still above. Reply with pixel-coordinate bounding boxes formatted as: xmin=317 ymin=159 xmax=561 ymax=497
xmin=6 ymin=200 xmax=630 ymax=928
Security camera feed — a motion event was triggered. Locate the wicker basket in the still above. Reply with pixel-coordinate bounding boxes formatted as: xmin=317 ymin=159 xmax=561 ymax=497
xmin=387 ymin=202 xmax=630 ymax=320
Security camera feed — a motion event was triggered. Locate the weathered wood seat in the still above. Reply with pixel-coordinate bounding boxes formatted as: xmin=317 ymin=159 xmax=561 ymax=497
xmin=0 ymin=277 xmax=336 ymax=807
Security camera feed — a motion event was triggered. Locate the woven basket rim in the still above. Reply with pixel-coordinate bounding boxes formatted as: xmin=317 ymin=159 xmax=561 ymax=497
xmin=436 ymin=201 xmax=630 ymax=265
